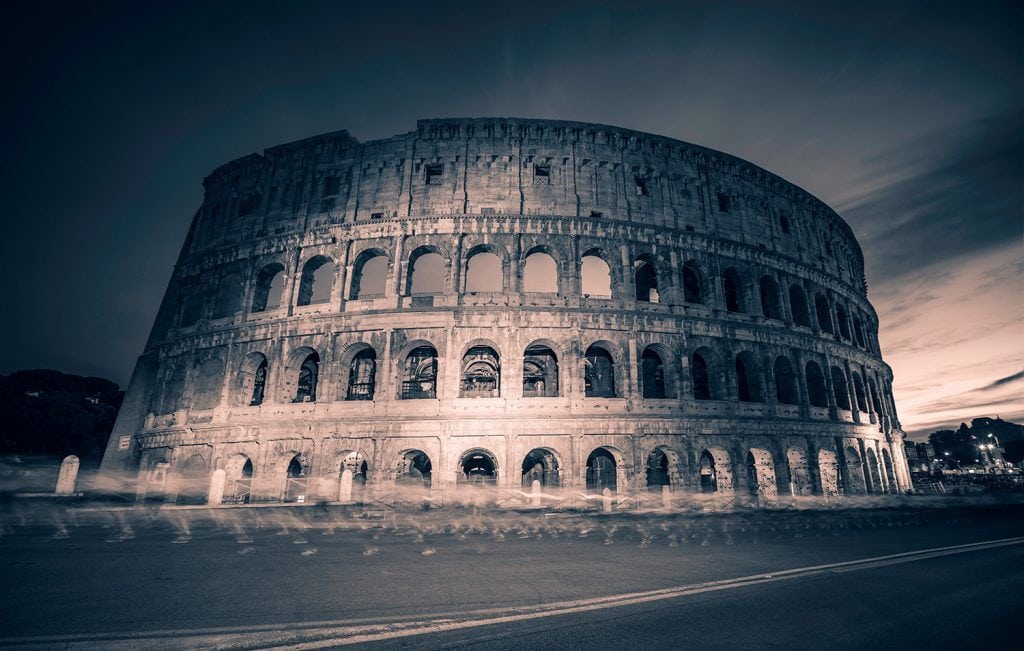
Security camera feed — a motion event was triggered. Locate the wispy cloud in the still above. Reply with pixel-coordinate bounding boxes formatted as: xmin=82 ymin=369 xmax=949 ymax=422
xmin=839 ymin=109 xmax=1023 ymax=281
xmin=977 ymin=371 xmax=1024 ymax=392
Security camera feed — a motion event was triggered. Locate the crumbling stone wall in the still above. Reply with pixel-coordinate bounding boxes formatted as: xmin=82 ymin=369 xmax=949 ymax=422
xmin=98 ymin=118 xmax=910 ymax=502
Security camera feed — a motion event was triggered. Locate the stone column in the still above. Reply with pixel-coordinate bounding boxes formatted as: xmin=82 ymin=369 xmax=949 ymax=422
xmin=391 ymin=232 xmax=406 ymax=299
xmin=844 ymin=360 xmax=860 ymax=422
xmin=283 ymin=249 xmax=302 ymax=316
xmin=335 ymin=238 xmax=350 ymax=310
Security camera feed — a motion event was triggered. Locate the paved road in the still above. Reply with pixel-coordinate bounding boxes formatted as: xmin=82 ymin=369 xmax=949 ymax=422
xmin=1 ymin=502 xmax=1022 ymax=648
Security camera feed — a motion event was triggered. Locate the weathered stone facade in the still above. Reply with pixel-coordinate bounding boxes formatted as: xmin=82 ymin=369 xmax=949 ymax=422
xmin=98 ymin=118 xmax=911 ymax=503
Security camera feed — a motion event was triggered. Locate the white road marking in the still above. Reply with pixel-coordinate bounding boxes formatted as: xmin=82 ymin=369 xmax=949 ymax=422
xmin=4 ymin=536 xmax=1022 ymax=650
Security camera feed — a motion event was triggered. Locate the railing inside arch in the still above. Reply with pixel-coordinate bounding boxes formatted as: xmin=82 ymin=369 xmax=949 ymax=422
xmin=283 ymin=478 xmax=308 ymax=503
xmin=401 ymin=380 xmax=436 ymax=400
xmin=346 ymin=382 xmax=375 ymax=400
xmin=224 ymin=479 xmax=252 ymax=504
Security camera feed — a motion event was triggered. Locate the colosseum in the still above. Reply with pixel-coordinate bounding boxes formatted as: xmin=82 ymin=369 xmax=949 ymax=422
xmin=98 ymin=117 xmax=911 ymax=505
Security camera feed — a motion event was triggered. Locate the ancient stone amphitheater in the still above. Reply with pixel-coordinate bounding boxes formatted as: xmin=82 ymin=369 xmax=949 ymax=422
xmin=99 ymin=118 xmax=911 ymax=505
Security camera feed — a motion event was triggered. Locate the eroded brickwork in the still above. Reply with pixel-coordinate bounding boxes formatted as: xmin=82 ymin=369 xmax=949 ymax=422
xmin=98 ymin=118 xmax=911 ymax=503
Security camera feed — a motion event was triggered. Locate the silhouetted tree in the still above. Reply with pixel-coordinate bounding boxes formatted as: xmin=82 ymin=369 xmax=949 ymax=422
xmin=0 ymin=370 xmax=123 ymax=463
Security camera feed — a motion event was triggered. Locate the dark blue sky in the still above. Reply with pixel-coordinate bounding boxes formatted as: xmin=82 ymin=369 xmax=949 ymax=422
xmin=1 ymin=0 xmax=1020 ymax=436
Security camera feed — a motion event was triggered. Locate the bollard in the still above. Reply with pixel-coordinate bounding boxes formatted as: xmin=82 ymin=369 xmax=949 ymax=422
xmin=339 ymin=468 xmax=354 ymax=502
xmin=661 ymin=484 xmax=672 ymax=510
xmin=55 ymin=455 xmax=80 ymax=495
xmin=207 ymin=469 xmax=225 ymax=506
xmin=602 ymin=487 xmax=613 ymax=512
xmin=531 ymin=479 xmax=542 ymax=507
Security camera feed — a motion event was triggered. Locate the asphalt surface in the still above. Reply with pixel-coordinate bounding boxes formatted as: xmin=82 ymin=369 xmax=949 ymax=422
xmin=1 ymin=502 xmax=1022 ymax=648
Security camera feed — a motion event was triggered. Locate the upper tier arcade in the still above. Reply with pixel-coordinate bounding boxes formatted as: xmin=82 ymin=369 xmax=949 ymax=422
xmin=189 ymin=118 xmax=866 ymax=294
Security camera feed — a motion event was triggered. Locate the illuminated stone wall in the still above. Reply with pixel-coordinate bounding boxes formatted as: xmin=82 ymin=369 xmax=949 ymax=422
xmin=99 ymin=118 xmax=911 ymax=502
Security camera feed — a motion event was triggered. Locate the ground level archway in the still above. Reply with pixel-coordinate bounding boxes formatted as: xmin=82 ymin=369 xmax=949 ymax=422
xmin=522 ymin=448 xmax=560 ymax=487
xmin=586 ymin=447 xmax=618 ymax=491
xmin=458 ymin=449 xmax=498 ymax=486
xmin=397 ymin=450 xmax=432 ymax=488
xmin=746 ymin=448 xmax=778 ymax=498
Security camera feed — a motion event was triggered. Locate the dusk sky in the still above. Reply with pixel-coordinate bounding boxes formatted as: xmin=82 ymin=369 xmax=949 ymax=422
xmin=1 ymin=0 xmax=1020 ymax=440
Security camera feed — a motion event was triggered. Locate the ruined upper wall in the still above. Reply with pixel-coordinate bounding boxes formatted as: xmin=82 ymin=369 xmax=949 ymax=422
xmin=187 ymin=118 xmax=865 ymax=288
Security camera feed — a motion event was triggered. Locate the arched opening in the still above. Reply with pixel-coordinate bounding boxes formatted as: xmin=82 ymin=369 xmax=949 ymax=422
xmin=460 ymin=345 xmax=500 ymax=397
xmin=759 ymin=276 xmax=782 ymax=320
xmin=682 ymin=261 xmax=703 ymax=304
xmin=400 ymin=345 xmax=438 ymax=399
xmin=882 ymin=449 xmax=897 ymax=494
xmin=818 ymin=449 xmax=839 ymax=496
xmin=774 ymin=356 xmax=799 ymax=405
xmin=297 ymin=256 xmax=335 ymax=306
xmin=805 ymin=361 xmax=829 ymax=408
xmin=523 ymin=251 xmax=558 ymax=293
xmin=407 ymin=248 xmax=446 ymax=295
xmin=180 ymin=289 xmax=205 ymax=327
xmin=735 ymin=351 xmax=764 ymax=403
xmin=581 ymin=253 xmax=612 ymax=298
xmin=211 ymin=272 xmax=242 ymax=318
xmin=586 ymin=448 xmax=617 ymax=491
xmin=868 ymin=378 xmax=883 ymax=415
xmin=789 ymin=285 xmax=810 ymax=327
xmin=831 ymin=366 xmax=851 ymax=410
xmin=346 ymin=348 xmax=377 ymax=401
xmin=223 ymin=455 xmax=253 ymax=503
xmin=522 ymin=448 xmax=560 ymax=487
xmin=851 ymin=372 xmax=866 ymax=412
xmin=142 ymin=459 xmax=171 ymax=503
xmin=465 ymin=250 xmax=503 ymax=293
xmin=283 ymin=455 xmax=307 ymax=502
xmin=458 ymin=449 xmax=498 ymax=486
xmin=294 ymin=352 xmax=319 ymax=403
xmin=584 ymin=344 xmax=617 ymax=398
xmin=692 ymin=349 xmax=715 ymax=400
xmin=865 ymin=447 xmax=881 ymax=494
xmin=238 ymin=353 xmax=268 ymax=407
xmin=746 ymin=449 xmax=777 ymax=497
xmin=815 ymin=294 xmax=833 ymax=334
xmin=787 ymin=448 xmax=813 ymax=495
xmin=397 ymin=450 xmax=432 ymax=488
xmin=634 ymin=257 xmax=659 ymax=303
xmin=159 ymin=366 xmax=187 ymax=414
xmin=523 ymin=344 xmax=559 ymax=397
xmin=699 ymin=450 xmax=718 ymax=493
xmin=349 ymin=251 xmax=388 ymax=299
xmin=836 ymin=304 xmax=851 ymax=339
xmin=723 ymin=268 xmax=744 ymax=313
xmin=340 ymin=451 xmax=369 ymax=485
xmin=252 ymin=263 xmax=285 ymax=312
xmin=177 ymin=454 xmax=208 ymax=505
xmin=640 ymin=347 xmax=667 ymax=399
xmin=192 ymin=358 xmax=225 ymax=410
xmin=852 ymin=316 xmax=866 ymax=347
xmin=646 ymin=449 xmax=671 ymax=489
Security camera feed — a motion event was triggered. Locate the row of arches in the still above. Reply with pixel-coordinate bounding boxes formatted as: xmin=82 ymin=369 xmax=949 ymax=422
xmin=691 ymin=349 xmax=886 ymax=416
xmin=167 ymin=339 xmax=894 ymax=423
xmin=150 ymin=439 xmax=902 ymax=504
xmin=180 ymin=247 xmax=876 ymax=354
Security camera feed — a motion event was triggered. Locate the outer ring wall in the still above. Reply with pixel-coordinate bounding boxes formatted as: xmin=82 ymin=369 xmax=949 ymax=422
xmin=98 ymin=118 xmax=910 ymax=501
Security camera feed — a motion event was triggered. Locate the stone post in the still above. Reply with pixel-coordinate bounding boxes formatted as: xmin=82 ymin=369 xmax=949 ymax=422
xmin=531 ymin=479 xmax=541 ymax=507
xmin=207 ymin=469 xmax=225 ymax=506
xmin=602 ymin=487 xmax=613 ymax=512
xmin=339 ymin=468 xmax=354 ymax=502
xmin=55 ymin=455 xmax=80 ymax=495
